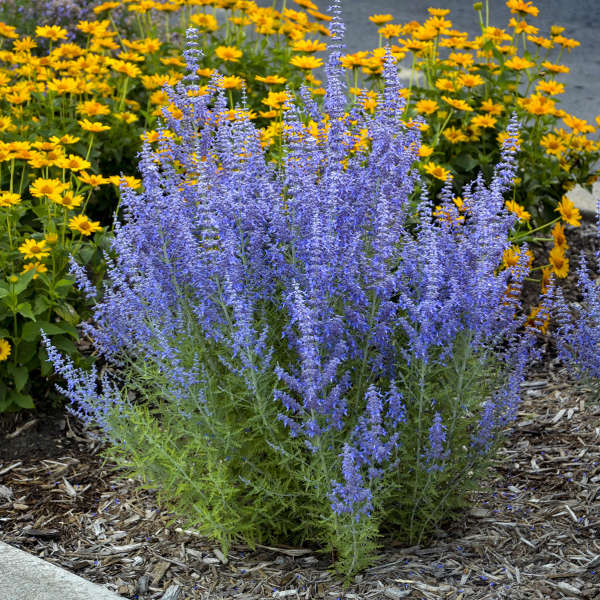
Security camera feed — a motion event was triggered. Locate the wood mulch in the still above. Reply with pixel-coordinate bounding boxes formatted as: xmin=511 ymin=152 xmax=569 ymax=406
xmin=2 ymin=222 xmax=600 ymax=600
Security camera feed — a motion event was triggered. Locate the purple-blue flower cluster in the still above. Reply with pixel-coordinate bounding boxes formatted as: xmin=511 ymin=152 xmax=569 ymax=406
xmin=46 ymin=0 xmax=538 ymax=533
xmin=554 ymin=199 xmax=600 ymax=379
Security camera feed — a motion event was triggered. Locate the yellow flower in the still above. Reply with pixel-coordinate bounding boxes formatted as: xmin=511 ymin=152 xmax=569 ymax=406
xmin=417 ymin=144 xmax=434 ymax=158
xmin=290 ymin=55 xmax=323 ymax=69
xmin=29 ymin=178 xmax=69 ymax=200
xmin=113 ymin=111 xmax=139 ymax=124
xmin=369 ymin=14 xmax=394 ymax=24
xmin=526 ymin=305 xmax=550 ymax=334
xmin=541 ymin=61 xmax=569 ymax=74
xmin=255 ymin=74 xmax=287 ymax=85
xmin=19 ymin=238 xmax=50 ymax=260
xmin=423 ymin=161 xmax=452 ymax=181
xmin=215 ymin=45 xmax=243 ymax=62
xmin=0 ymin=22 xmax=18 ymax=39
xmin=518 ymin=93 xmax=555 ymax=116
xmin=480 ymin=99 xmax=504 ymax=116
xmin=457 ymin=73 xmax=485 ymax=88
xmin=56 ymin=154 xmax=92 ymax=172
xmin=505 ymin=200 xmax=531 ymax=222
xmin=190 ymin=13 xmax=219 ymax=31
xmin=552 ymin=222 xmax=568 ymax=251
xmin=291 ymin=39 xmax=326 ymax=52
xmin=536 ymin=80 xmax=565 ymax=95
xmin=76 ymin=100 xmax=111 ymax=117
xmin=540 ymin=133 xmax=565 ymax=157
xmin=415 ymin=99 xmax=439 ymax=115
xmin=78 ymin=119 xmax=111 ymax=133
xmin=563 ymin=114 xmax=595 ymax=134
xmin=471 ymin=114 xmax=497 ymax=129
xmin=0 ymin=339 xmax=11 ymax=362
xmin=503 ymin=245 xmax=533 ymax=271
xmin=441 ymin=95 xmax=473 ymax=112
xmin=506 ymin=0 xmax=539 ymax=17
xmin=219 ymin=75 xmax=244 ymax=90
xmin=108 ymin=175 xmax=142 ymax=190
xmin=21 ymin=261 xmax=48 ymax=280
xmin=35 ymin=25 xmax=68 ymax=41
xmin=435 ymin=78 xmax=456 ymax=92
xmin=78 ymin=172 xmax=109 ymax=187
xmin=548 ymin=245 xmax=569 ymax=278
xmin=55 ymin=191 xmax=84 ymax=210
xmin=261 ymin=90 xmax=292 ymax=110
xmin=0 ymin=192 xmax=21 ymax=207
xmin=553 ymin=34 xmax=580 ymax=50
xmin=556 ymin=196 xmax=581 ymax=227
xmin=504 ymin=56 xmax=535 ymax=70
xmin=69 ymin=214 xmax=103 ymax=236
xmin=45 ymin=232 xmax=59 ymax=245
xmin=443 ymin=126 xmax=469 ymax=144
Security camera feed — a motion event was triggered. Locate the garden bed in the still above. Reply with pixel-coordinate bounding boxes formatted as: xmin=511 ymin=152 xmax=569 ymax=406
xmin=1 ymin=360 xmax=599 ymax=600
xmin=1 ymin=220 xmax=600 ymax=600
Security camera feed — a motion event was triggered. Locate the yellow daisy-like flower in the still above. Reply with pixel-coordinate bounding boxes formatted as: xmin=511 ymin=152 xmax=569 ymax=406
xmin=423 ymin=161 xmax=452 ymax=181
xmin=255 ymin=74 xmax=287 ymax=85
xmin=261 ymin=90 xmax=293 ymax=111
xmin=35 ymin=25 xmax=68 ymax=41
xmin=541 ymin=60 xmax=569 ymax=74
xmin=78 ymin=119 xmax=111 ymax=133
xmin=415 ymin=99 xmax=439 ymax=115
xmin=417 ymin=144 xmax=434 ymax=158
xmin=291 ymin=39 xmax=327 ymax=52
xmin=441 ymin=95 xmax=473 ymax=112
xmin=55 ymin=191 xmax=84 ymax=210
xmin=0 ymin=339 xmax=11 ymax=362
xmin=76 ymin=100 xmax=111 ymax=117
xmin=504 ymin=55 xmax=535 ymax=70
xmin=457 ymin=73 xmax=485 ymax=88
xmin=506 ymin=0 xmax=539 ymax=17
xmin=552 ymin=222 xmax=568 ymax=251
xmin=21 ymin=261 xmax=48 ymax=280
xmin=536 ymin=80 xmax=565 ymax=96
xmin=505 ymin=199 xmax=531 ymax=222
xmin=540 ymin=133 xmax=565 ymax=157
xmin=78 ymin=172 xmax=109 ymax=187
xmin=480 ymin=99 xmax=504 ymax=116
xmin=548 ymin=245 xmax=569 ymax=278
xmin=0 ymin=22 xmax=18 ymax=39
xmin=108 ymin=175 xmax=142 ymax=190
xmin=190 ymin=13 xmax=219 ymax=31
xmin=503 ymin=245 xmax=534 ymax=271
xmin=555 ymin=196 xmax=581 ymax=227
xmin=471 ymin=114 xmax=497 ymax=129
xmin=526 ymin=305 xmax=550 ymax=334
xmin=18 ymin=238 xmax=50 ymax=260
xmin=0 ymin=191 xmax=21 ymax=207
xmin=443 ymin=126 xmax=469 ymax=144
xmin=219 ymin=75 xmax=244 ymax=90
xmin=215 ymin=45 xmax=243 ymax=62
xmin=69 ymin=214 xmax=103 ymax=236
xmin=56 ymin=154 xmax=92 ymax=172
xmin=29 ymin=178 xmax=69 ymax=200
xmin=290 ymin=55 xmax=324 ymax=69
xmin=369 ymin=14 xmax=394 ymax=24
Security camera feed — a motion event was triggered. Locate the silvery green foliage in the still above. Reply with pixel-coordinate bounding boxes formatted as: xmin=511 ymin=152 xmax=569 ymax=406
xmin=46 ymin=1 xmax=541 ymax=574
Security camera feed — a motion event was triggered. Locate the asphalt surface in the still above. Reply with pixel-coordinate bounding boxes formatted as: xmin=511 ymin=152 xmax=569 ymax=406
xmin=259 ymin=0 xmax=600 ymax=128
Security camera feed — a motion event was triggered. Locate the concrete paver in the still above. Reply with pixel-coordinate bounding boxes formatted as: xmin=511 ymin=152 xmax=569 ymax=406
xmin=0 ymin=541 xmax=125 ymax=600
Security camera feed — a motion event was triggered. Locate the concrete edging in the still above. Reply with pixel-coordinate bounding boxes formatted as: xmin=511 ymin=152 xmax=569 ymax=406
xmin=0 ymin=541 xmax=125 ymax=600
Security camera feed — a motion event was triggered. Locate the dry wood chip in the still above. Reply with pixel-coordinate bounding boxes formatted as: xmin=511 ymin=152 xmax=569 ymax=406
xmin=151 ymin=559 xmax=171 ymax=586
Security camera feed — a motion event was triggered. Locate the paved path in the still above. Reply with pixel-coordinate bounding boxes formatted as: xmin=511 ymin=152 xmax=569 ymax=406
xmin=260 ymin=0 xmax=600 ymax=128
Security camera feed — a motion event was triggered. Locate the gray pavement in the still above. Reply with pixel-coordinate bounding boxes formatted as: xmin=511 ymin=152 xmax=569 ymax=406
xmin=0 ymin=541 xmax=125 ymax=600
xmin=259 ymin=0 xmax=600 ymax=129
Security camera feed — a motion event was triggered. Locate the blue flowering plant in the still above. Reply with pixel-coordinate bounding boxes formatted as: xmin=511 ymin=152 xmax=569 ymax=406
xmin=44 ymin=2 xmax=547 ymax=576
xmin=554 ymin=201 xmax=600 ymax=384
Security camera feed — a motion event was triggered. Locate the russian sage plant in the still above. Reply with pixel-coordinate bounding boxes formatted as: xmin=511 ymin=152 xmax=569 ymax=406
xmin=554 ymin=200 xmax=600 ymax=382
xmin=45 ymin=2 xmax=544 ymax=576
